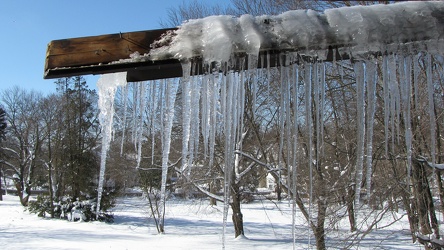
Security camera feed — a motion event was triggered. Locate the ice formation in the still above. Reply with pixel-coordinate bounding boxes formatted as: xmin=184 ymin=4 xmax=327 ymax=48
xmin=94 ymin=1 xmax=444 ymax=248
xmin=150 ymin=1 xmax=444 ymax=61
xmin=159 ymin=78 xmax=179 ymax=232
xmin=96 ymin=72 xmax=128 ymax=217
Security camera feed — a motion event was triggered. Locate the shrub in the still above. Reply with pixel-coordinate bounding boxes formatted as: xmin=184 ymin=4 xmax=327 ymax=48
xmin=28 ymin=190 xmax=115 ymax=223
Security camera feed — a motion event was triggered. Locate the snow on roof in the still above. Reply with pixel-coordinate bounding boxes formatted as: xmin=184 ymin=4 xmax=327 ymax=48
xmin=149 ymin=1 xmax=444 ymax=62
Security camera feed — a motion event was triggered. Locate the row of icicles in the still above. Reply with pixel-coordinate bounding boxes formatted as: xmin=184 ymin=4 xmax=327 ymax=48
xmin=95 ymin=50 xmax=440 ymax=247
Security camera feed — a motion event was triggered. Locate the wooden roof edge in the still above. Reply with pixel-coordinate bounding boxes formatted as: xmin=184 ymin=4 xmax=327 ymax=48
xmin=44 ymin=28 xmax=177 ymax=79
xmin=44 ymin=43 xmax=351 ymax=82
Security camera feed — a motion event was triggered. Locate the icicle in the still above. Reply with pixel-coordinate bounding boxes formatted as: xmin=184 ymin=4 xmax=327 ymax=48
xmin=278 ymin=55 xmax=286 ymax=198
xmin=120 ymin=84 xmax=128 ymax=156
xmin=188 ymin=73 xmax=201 ymax=175
xmin=426 ymin=53 xmax=436 ymax=167
xmin=314 ymin=62 xmax=321 ymax=174
xmin=304 ymin=62 xmax=313 ymax=242
xmin=208 ymin=68 xmax=218 ymax=169
xmin=382 ymin=55 xmax=390 ymax=157
xmin=181 ymin=61 xmax=192 ymax=173
xmin=291 ymin=63 xmax=299 ymax=249
xmin=259 ymin=54 xmax=265 ymax=97
xmin=222 ymin=67 xmax=235 ymax=249
xmin=249 ymin=54 xmax=258 ymax=116
xmin=320 ymin=62 xmax=326 ymax=158
xmin=238 ymin=59 xmax=246 ymax=152
xmin=353 ymin=61 xmax=366 ymax=207
xmin=158 ymin=78 xmax=179 ymax=233
xmin=284 ymin=57 xmax=292 ymax=200
xmin=267 ymin=52 xmax=271 ymax=94
xmin=339 ymin=61 xmax=345 ymax=83
xmin=96 ymin=72 xmax=127 ymax=219
xmin=131 ymin=83 xmax=138 ymax=145
xmin=220 ymin=70 xmax=227 ymax=131
xmin=234 ymin=74 xmax=241 ymax=179
xmin=388 ymin=55 xmax=399 ymax=153
xmin=201 ymin=73 xmax=210 ymax=158
xmin=413 ymin=54 xmax=420 ymax=108
xmin=150 ymin=81 xmax=159 ymax=165
xmin=136 ymin=82 xmax=146 ymax=169
xmin=365 ymin=60 xmax=377 ymax=201
xmin=400 ymin=55 xmax=413 ymax=189
xmin=233 ymin=72 xmax=241 ymax=178
xmin=159 ymin=81 xmax=165 ymax=146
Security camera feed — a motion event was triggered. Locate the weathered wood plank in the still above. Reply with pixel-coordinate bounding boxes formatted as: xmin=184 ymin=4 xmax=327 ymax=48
xmin=44 ymin=28 xmax=174 ymax=77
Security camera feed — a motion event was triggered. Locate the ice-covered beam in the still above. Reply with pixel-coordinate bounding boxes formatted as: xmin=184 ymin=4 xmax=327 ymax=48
xmin=44 ymin=1 xmax=444 ymax=81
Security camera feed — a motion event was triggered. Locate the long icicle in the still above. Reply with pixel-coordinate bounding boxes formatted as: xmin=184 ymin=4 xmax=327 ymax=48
xmin=158 ymin=78 xmax=179 ymax=233
xmin=400 ymin=55 xmax=413 ymax=192
xmin=304 ymin=62 xmax=313 ymax=247
xmin=353 ymin=61 xmax=366 ymax=207
xmin=426 ymin=53 xmax=436 ymax=169
xmin=320 ymin=62 xmax=326 ymax=158
xmin=314 ymin=62 xmax=321 ymax=187
xmin=96 ymin=72 xmax=127 ymax=219
xmin=136 ymin=82 xmax=146 ymax=169
xmin=278 ymin=54 xmax=286 ymax=203
xmin=285 ymin=56 xmax=292 ymax=205
xmin=150 ymin=81 xmax=158 ymax=165
xmin=221 ymin=67 xmax=227 ymax=249
xmin=365 ymin=60 xmax=377 ymax=201
xmin=202 ymin=72 xmax=210 ymax=158
xmin=120 ymin=84 xmax=128 ymax=156
xmin=181 ymin=61 xmax=192 ymax=173
xmin=292 ymin=62 xmax=299 ymax=250
xmin=189 ymin=71 xmax=201 ymax=175
xmin=382 ymin=55 xmax=390 ymax=157
xmin=149 ymin=81 xmax=158 ymax=165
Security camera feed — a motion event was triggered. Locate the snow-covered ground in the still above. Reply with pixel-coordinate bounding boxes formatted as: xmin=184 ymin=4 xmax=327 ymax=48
xmin=0 ymin=194 xmax=423 ymax=249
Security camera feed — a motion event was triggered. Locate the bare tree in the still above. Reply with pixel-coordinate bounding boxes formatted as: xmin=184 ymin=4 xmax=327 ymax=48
xmin=159 ymin=0 xmax=232 ymax=28
xmin=0 ymin=106 xmax=7 ymax=201
xmin=0 ymin=87 xmax=43 ymax=206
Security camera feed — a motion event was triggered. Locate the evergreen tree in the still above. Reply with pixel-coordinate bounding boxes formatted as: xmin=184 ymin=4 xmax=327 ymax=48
xmin=55 ymin=76 xmax=100 ymax=200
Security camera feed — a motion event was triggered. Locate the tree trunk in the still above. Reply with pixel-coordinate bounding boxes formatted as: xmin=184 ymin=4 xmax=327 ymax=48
xmin=314 ymin=226 xmax=326 ymax=250
xmin=315 ymin=198 xmax=327 ymax=250
xmin=48 ymin=162 xmax=55 ymax=218
xmin=231 ymin=183 xmax=244 ymax=238
xmin=436 ymin=172 xmax=444 ymax=219
xmin=0 ymin=168 xmax=2 ymax=201
xmin=402 ymin=194 xmax=418 ymax=243
xmin=435 ymin=105 xmax=444 ymax=219
xmin=425 ymin=173 xmax=439 ymax=239
xmin=412 ymin=159 xmax=433 ymax=236
xmin=347 ymin=184 xmax=356 ymax=232
xmin=275 ymin=182 xmax=282 ymax=201
xmin=209 ymin=179 xmax=217 ymax=206
xmin=14 ymin=179 xmax=30 ymax=206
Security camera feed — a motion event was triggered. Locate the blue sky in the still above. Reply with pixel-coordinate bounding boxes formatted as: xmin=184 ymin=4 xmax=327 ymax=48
xmin=0 ymin=0 xmax=224 ymax=95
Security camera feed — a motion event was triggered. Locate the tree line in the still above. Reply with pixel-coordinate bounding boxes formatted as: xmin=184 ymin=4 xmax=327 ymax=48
xmin=0 ymin=77 xmax=122 ymax=214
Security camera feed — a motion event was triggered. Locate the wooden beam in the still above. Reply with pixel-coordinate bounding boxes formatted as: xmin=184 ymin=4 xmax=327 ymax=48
xmin=44 ymin=28 xmax=177 ymax=80
xmin=45 ymin=27 xmax=346 ymax=82
xmin=44 ymin=2 xmax=444 ymax=82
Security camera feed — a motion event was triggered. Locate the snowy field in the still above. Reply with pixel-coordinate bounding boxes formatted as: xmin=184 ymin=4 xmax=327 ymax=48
xmin=0 ymin=194 xmax=424 ymax=249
